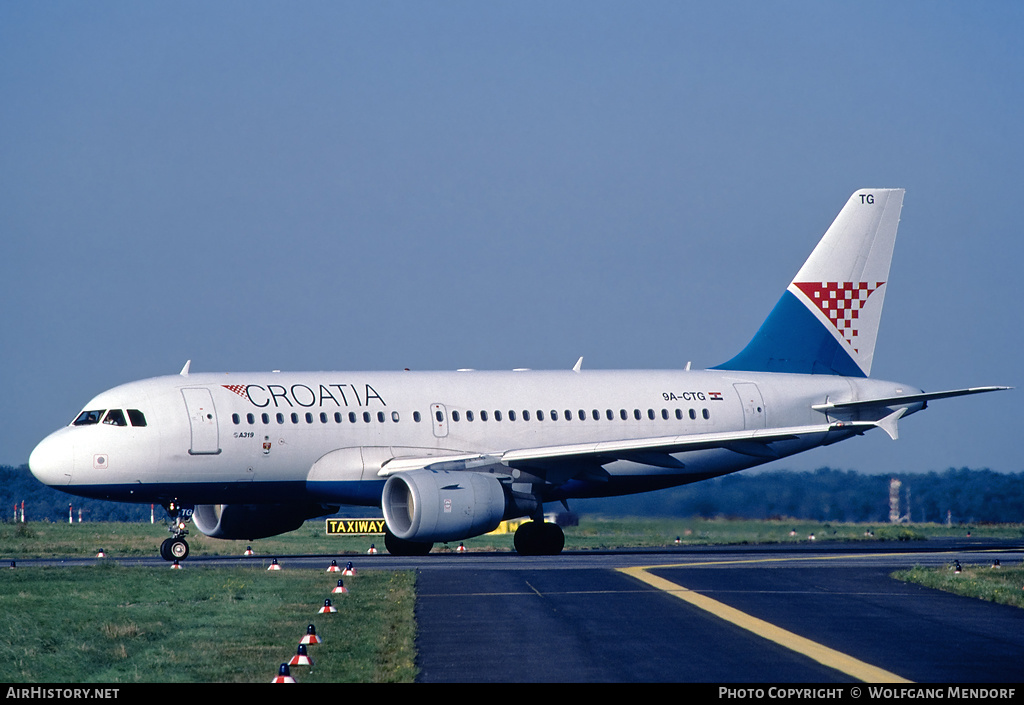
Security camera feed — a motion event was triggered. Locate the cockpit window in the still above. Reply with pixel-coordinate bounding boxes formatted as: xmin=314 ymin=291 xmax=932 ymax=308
xmin=127 ymin=409 xmax=147 ymax=427
xmin=103 ymin=409 xmax=127 ymax=427
xmin=73 ymin=410 xmax=105 ymax=426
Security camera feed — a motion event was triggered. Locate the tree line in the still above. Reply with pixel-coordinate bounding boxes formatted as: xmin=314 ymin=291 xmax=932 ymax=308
xmin=3 ymin=464 xmax=1021 ymax=525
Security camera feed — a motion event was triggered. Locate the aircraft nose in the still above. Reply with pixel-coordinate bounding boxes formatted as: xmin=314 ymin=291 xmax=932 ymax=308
xmin=29 ymin=431 xmax=74 ymax=487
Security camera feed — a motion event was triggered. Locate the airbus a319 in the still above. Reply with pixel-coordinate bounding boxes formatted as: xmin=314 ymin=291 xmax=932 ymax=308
xmin=29 ymin=189 xmax=1007 ymax=558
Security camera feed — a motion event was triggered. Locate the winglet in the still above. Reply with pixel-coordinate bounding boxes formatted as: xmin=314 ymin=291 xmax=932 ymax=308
xmin=179 ymin=360 xmax=191 ymax=376
xmin=573 ymin=357 xmax=583 ymax=373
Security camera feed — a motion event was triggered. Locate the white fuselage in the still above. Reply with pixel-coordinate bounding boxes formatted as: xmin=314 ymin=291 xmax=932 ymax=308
xmin=28 ymin=367 xmax=919 ymax=509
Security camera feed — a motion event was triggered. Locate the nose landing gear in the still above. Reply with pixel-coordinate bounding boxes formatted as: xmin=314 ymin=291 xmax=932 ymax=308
xmin=160 ymin=502 xmax=193 ymax=561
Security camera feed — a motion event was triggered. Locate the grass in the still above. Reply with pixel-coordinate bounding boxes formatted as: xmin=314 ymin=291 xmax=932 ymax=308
xmin=3 ymin=516 xmax=1022 ymax=560
xmin=893 ymin=563 xmax=1024 ymax=610
xmin=0 ymin=562 xmax=416 ymax=683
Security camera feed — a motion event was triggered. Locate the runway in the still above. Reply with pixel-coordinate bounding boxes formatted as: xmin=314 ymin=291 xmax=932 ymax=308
xmin=406 ymin=541 xmax=1024 ymax=683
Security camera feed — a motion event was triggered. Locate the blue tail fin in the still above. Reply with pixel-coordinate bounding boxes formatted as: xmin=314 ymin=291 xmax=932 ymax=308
xmin=714 ymin=189 xmax=904 ymax=377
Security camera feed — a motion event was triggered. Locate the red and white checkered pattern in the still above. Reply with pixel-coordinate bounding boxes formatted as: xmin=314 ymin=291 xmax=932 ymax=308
xmin=794 ymin=282 xmax=883 ymax=352
xmin=221 ymin=384 xmax=249 ymax=401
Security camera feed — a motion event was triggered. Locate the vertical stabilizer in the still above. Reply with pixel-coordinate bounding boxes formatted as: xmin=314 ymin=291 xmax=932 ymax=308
xmin=715 ymin=189 xmax=904 ymax=377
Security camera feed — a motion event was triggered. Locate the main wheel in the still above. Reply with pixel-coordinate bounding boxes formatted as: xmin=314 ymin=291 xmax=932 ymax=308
xmin=384 ymin=529 xmax=433 ymax=556
xmin=513 ymin=521 xmax=564 ymax=555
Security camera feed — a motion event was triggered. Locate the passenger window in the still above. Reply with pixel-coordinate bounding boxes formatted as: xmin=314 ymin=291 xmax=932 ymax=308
xmin=689 ymin=409 xmax=697 ymax=420
xmin=377 ymin=411 xmax=385 ymax=423
xmin=392 ymin=411 xmax=400 ymax=422
xmin=262 ymin=413 xmax=271 ymax=424
xmin=291 ymin=413 xmax=299 ymax=424
xmin=633 ymin=409 xmax=641 ymax=420
xmin=349 ymin=412 xmax=357 ymax=423
xmin=452 ymin=410 xmax=461 ymax=422
xmin=413 ymin=411 xmax=422 ymax=423
xmin=620 ymin=409 xmax=628 ymax=420
xmin=277 ymin=413 xmax=285 ymax=424
xmin=335 ymin=412 xmax=343 ymax=423
xmin=247 ymin=413 xmax=255 ymax=425
xmin=231 ymin=413 xmax=240 ymax=425
xmin=320 ymin=412 xmax=329 ymax=423
xmin=647 ymin=409 xmax=655 ymax=420
xmin=662 ymin=409 xmax=669 ymax=420
xmin=495 ymin=410 xmax=503 ymax=422
xmin=466 ymin=410 xmax=474 ymax=422
xmin=73 ymin=410 xmax=105 ymax=426
xmin=363 ymin=412 xmax=371 ymax=423
xmin=606 ymin=409 xmax=613 ymax=420
xmin=481 ymin=410 xmax=489 ymax=422
xmin=103 ymin=410 xmax=127 ymax=427
xmin=127 ymin=409 xmax=147 ymax=427
xmin=703 ymin=409 xmax=710 ymax=420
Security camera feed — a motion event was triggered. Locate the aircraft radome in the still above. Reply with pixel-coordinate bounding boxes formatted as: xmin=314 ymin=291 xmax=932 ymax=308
xmin=29 ymin=189 xmax=1008 ymax=558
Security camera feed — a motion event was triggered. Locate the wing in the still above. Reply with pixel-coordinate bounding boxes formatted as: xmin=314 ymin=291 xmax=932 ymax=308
xmin=376 ymin=421 xmax=846 ymax=484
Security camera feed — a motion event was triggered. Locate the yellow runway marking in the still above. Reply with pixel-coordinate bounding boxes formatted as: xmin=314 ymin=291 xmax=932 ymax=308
xmin=619 ymin=564 xmax=912 ymax=683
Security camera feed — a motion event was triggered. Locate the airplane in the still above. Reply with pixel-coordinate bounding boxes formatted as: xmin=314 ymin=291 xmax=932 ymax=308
xmin=28 ymin=189 xmax=1007 ymax=559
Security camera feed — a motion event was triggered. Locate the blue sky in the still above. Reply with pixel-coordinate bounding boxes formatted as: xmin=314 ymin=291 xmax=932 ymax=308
xmin=2 ymin=2 xmax=1019 ymax=476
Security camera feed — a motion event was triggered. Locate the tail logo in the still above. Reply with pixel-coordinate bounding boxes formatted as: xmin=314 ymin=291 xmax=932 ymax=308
xmin=793 ymin=282 xmax=884 ymax=353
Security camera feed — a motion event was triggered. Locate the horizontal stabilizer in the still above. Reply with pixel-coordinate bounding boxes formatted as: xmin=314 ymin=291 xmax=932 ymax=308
xmin=812 ymin=386 xmax=1010 ymax=413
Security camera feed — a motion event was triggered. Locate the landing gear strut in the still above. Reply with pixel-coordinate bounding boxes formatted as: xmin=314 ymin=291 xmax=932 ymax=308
xmin=513 ymin=521 xmax=565 ymax=555
xmin=160 ymin=502 xmax=193 ymax=561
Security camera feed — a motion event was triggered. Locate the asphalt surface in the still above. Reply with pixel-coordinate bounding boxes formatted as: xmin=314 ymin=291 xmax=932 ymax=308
xmin=410 ymin=541 xmax=1024 ymax=683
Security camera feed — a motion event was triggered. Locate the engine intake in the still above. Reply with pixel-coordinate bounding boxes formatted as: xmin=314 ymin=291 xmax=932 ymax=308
xmin=382 ymin=470 xmax=507 ymax=543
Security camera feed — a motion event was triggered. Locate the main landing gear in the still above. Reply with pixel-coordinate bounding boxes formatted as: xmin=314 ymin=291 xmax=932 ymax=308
xmin=513 ymin=520 xmax=565 ymax=556
xmin=159 ymin=502 xmax=193 ymax=561
xmin=383 ymin=528 xmax=434 ymax=556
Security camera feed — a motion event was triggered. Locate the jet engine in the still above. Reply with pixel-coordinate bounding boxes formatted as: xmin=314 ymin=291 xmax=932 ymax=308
xmin=382 ymin=470 xmax=507 ymax=543
xmin=192 ymin=503 xmax=338 ymax=540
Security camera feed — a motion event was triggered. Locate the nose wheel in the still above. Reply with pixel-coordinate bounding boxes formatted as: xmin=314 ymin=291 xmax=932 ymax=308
xmin=160 ymin=537 xmax=190 ymax=561
xmin=161 ymin=502 xmax=193 ymax=561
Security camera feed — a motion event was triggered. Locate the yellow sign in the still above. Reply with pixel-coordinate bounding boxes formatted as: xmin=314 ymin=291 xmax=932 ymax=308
xmin=325 ymin=518 xmax=387 ymax=535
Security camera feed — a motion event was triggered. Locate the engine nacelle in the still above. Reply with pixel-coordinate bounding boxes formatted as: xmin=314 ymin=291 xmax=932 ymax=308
xmin=192 ymin=503 xmax=338 ymax=540
xmin=382 ymin=470 xmax=507 ymax=543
